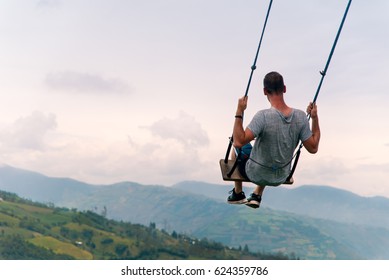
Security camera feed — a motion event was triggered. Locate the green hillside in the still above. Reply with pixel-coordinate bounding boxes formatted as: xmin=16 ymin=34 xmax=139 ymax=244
xmin=58 ymin=183 xmax=386 ymax=259
xmin=2 ymin=166 xmax=389 ymax=259
xmin=0 ymin=190 xmax=290 ymax=260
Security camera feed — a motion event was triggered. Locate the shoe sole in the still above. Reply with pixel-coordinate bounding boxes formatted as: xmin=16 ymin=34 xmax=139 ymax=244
xmin=227 ymin=199 xmax=248 ymax=204
xmin=245 ymin=201 xmax=260 ymax=209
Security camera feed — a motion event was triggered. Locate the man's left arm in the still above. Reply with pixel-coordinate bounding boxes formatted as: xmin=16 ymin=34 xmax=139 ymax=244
xmin=233 ymin=96 xmax=255 ymax=148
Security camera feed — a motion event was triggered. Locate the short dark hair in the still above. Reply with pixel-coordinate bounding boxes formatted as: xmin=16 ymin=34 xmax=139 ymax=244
xmin=263 ymin=71 xmax=284 ymax=94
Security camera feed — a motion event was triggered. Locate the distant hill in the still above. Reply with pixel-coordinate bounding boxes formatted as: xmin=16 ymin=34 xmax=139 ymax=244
xmin=1 ymin=165 xmax=389 ymax=259
xmin=0 ymin=164 xmax=95 ymax=203
xmin=0 ymin=190 xmax=282 ymax=260
xmin=173 ymin=181 xmax=389 ymax=230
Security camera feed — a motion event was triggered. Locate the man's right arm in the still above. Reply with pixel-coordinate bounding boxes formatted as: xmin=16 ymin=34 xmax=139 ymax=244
xmin=303 ymin=103 xmax=320 ymax=154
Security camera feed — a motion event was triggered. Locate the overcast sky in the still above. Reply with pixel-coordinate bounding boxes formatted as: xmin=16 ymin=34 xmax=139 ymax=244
xmin=0 ymin=0 xmax=388 ymax=198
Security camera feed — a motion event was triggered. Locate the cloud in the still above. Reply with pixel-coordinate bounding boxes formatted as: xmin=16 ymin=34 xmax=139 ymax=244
xmin=0 ymin=111 xmax=57 ymax=151
xmin=45 ymin=71 xmax=132 ymax=95
xmin=297 ymin=155 xmax=351 ymax=187
xmin=0 ymin=110 xmax=214 ymax=185
xmin=143 ymin=111 xmax=209 ymax=148
xmin=345 ymin=163 xmax=389 ymax=197
xmin=115 ymin=111 xmax=213 ymax=184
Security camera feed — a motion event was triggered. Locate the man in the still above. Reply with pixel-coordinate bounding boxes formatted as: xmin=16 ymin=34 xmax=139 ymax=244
xmin=228 ymin=71 xmax=320 ymax=208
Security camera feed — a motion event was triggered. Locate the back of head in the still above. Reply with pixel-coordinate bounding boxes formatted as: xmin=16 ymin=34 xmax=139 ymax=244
xmin=263 ymin=71 xmax=285 ymax=94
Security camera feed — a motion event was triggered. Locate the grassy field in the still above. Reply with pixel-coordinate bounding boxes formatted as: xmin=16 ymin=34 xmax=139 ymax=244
xmin=29 ymin=236 xmax=93 ymax=259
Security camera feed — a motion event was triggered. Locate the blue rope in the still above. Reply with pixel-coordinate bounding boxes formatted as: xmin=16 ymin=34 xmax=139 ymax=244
xmin=287 ymin=0 xmax=353 ymax=181
xmin=224 ymin=0 xmax=273 ymax=165
xmin=244 ymin=0 xmax=273 ymax=99
xmin=312 ymin=0 xmax=353 ymax=106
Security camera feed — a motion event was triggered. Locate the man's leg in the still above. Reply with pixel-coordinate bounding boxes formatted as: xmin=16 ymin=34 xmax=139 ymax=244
xmin=232 ymin=151 xmax=243 ymax=193
xmin=253 ymin=185 xmax=265 ymax=196
xmin=246 ymin=185 xmax=265 ymax=209
xmin=227 ymin=149 xmax=247 ymax=204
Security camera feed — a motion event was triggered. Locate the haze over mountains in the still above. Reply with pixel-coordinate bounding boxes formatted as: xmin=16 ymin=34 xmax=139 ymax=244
xmin=173 ymin=181 xmax=389 ymax=230
xmin=0 ymin=164 xmax=389 ymax=259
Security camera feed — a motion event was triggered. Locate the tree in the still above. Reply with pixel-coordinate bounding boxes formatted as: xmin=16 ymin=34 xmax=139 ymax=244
xmin=82 ymin=229 xmax=94 ymax=240
xmin=115 ymin=244 xmax=128 ymax=256
xmin=101 ymin=206 xmax=107 ymax=218
xmin=243 ymin=244 xmax=249 ymax=253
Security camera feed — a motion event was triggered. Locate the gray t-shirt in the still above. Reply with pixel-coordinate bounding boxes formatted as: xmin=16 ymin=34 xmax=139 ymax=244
xmin=245 ymin=107 xmax=312 ymax=186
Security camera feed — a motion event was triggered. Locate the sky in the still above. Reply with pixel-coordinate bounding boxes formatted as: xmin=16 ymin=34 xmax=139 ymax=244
xmin=0 ymin=0 xmax=388 ymax=198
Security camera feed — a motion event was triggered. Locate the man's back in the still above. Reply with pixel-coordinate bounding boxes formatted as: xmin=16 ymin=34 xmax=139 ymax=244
xmin=245 ymin=107 xmax=311 ymax=185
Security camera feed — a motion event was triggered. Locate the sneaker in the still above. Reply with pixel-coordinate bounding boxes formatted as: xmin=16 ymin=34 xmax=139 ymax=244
xmin=246 ymin=193 xmax=262 ymax=209
xmin=227 ymin=189 xmax=247 ymax=204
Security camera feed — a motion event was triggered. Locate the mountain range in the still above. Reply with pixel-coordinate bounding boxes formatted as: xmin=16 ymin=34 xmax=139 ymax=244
xmin=0 ymin=164 xmax=389 ymax=259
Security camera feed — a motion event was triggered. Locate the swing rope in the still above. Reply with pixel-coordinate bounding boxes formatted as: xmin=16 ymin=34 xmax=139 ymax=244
xmin=224 ymin=0 xmax=273 ymax=168
xmin=286 ymin=0 xmax=353 ymax=182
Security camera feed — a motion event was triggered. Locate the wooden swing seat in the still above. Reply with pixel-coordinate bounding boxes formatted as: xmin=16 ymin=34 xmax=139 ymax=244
xmin=219 ymin=159 xmax=294 ymax=185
